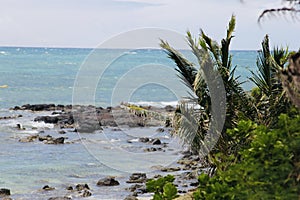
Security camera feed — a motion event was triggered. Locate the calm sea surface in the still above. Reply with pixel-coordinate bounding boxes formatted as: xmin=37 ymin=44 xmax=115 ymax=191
xmin=0 ymin=47 xmax=258 ymax=199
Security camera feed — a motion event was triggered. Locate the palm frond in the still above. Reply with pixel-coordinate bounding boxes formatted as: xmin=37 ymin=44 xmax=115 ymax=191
xmin=160 ymin=40 xmax=197 ymax=90
xmin=273 ymin=46 xmax=289 ymax=68
xmin=250 ymin=35 xmax=275 ymax=96
xmin=200 ymin=30 xmax=221 ymax=66
xmin=221 ymin=15 xmax=236 ymax=70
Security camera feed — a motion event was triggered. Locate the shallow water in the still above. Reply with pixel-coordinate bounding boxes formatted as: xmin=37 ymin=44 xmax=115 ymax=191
xmin=0 ymin=109 xmax=184 ymax=199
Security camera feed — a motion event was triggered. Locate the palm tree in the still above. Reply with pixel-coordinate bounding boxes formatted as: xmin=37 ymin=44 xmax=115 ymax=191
xmin=250 ymin=35 xmax=292 ymax=126
xmin=160 ymin=16 xmax=254 ymax=169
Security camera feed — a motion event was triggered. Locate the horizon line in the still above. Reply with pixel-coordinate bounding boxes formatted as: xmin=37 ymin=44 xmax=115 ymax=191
xmin=0 ymin=45 xmax=261 ymax=51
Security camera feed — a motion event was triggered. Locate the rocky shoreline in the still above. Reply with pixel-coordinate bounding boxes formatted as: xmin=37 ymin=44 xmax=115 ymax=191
xmin=12 ymin=103 xmax=175 ymax=132
xmin=2 ymin=103 xmax=206 ymax=200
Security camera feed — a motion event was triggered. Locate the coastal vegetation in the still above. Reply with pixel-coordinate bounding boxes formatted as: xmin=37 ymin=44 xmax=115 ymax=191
xmin=155 ymin=15 xmax=300 ymax=199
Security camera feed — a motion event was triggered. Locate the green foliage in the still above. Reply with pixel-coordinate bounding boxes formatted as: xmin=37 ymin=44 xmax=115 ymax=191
xmin=193 ymin=115 xmax=300 ymax=200
xmin=161 ymin=15 xmax=255 ymax=157
xmin=160 ymin=14 xmax=300 ymax=200
xmin=250 ymin=35 xmax=294 ymax=127
xmin=146 ymin=175 xmax=178 ymax=200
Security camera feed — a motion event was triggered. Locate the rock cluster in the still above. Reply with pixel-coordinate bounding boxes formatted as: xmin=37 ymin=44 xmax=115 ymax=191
xmin=13 ymin=104 xmax=174 ymax=133
xmin=19 ymin=134 xmax=66 ymax=144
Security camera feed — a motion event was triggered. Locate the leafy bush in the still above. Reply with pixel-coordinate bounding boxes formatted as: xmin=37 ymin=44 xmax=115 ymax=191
xmin=194 ymin=114 xmax=300 ymax=199
xmin=146 ymin=175 xmax=178 ymax=200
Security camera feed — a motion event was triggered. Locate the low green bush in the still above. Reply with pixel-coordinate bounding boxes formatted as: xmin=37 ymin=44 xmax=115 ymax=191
xmin=146 ymin=175 xmax=178 ymax=200
xmin=194 ymin=114 xmax=300 ymax=199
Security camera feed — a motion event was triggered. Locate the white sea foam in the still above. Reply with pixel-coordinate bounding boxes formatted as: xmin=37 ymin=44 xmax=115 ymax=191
xmin=128 ymin=101 xmax=178 ymax=108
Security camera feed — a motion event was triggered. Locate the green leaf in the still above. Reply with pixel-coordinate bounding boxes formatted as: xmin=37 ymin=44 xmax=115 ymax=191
xmin=163 ymin=182 xmax=178 ymax=200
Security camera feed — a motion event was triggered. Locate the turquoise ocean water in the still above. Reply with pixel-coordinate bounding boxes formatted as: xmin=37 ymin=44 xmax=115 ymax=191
xmin=0 ymin=47 xmax=257 ymax=109
xmin=0 ymin=47 xmax=258 ymax=199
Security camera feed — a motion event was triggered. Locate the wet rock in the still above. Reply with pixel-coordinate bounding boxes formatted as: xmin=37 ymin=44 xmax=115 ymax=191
xmin=16 ymin=123 xmax=25 ymax=130
xmin=38 ymin=136 xmax=65 ymax=145
xmin=138 ymin=137 xmax=150 ymax=143
xmin=66 ymin=186 xmax=73 ymax=191
xmin=190 ymin=182 xmax=199 ymax=187
xmin=75 ymin=183 xmax=90 ymax=191
xmin=43 ymin=185 xmax=55 ymax=191
xmin=58 ymin=130 xmax=66 ymax=134
xmin=53 ymin=137 xmax=65 ymax=144
xmin=48 ymin=197 xmax=71 ymax=200
xmin=144 ymin=147 xmax=163 ymax=152
xmin=165 ymin=118 xmax=171 ymax=127
xmin=161 ymin=167 xmax=181 ymax=172
xmin=81 ymin=190 xmax=92 ymax=197
xmin=126 ymin=173 xmax=147 ymax=184
xmin=76 ymin=122 xmax=102 ymax=133
xmin=152 ymin=138 xmax=161 ymax=145
xmin=126 ymin=184 xmax=143 ymax=192
xmin=156 ymin=127 xmax=165 ymax=132
xmin=124 ymin=195 xmax=138 ymax=200
xmin=18 ymin=104 xmax=57 ymax=111
xmin=164 ymin=105 xmax=175 ymax=112
xmin=19 ymin=135 xmax=39 ymax=143
xmin=97 ymin=177 xmax=120 ymax=186
xmin=0 ymin=188 xmax=10 ymax=197
xmin=38 ymin=135 xmax=53 ymax=142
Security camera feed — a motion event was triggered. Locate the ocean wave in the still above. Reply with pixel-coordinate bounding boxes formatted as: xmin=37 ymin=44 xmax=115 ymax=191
xmin=128 ymin=101 xmax=178 ymax=108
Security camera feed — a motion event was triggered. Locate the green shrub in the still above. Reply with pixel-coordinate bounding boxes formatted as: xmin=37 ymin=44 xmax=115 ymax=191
xmin=146 ymin=175 xmax=178 ymax=200
xmin=194 ymin=114 xmax=300 ymax=199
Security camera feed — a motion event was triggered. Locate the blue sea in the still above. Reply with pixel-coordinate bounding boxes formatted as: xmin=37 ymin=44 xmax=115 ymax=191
xmin=0 ymin=47 xmax=258 ymax=199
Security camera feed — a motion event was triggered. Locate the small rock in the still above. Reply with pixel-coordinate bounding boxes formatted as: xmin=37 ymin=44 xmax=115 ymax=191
xmin=126 ymin=184 xmax=143 ymax=192
xmin=75 ymin=183 xmax=90 ymax=191
xmin=138 ymin=137 xmax=150 ymax=143
xmin=66 ymin=186 xmax=73 ymax=190
xmin=58 ymin=130 xmax=66 ymax=134
xmin=190 ymin=182 xmax=199 ymax=187
xmin=144 ymin=147 xmax=157 ymax=152
xmin=124 ymin=196 xmax=138 ymax=200
xmin=81 ymin=190 xmax=92 ymax=197
xmin=126 ymin=173 xmax=147 ymax=183
xmin=48 ymin=197 xmax=71 ymax=200
xmin=16 ymin=123 xmax=25 ymax=130
xmin=156 ymin=128 xmax=165 ymax=132
xmin=161 ymin=167 xmax=181 ymax=172
xmin=39 ymin=135 xmax=53 ymax=142
xmin=53 ymin=137 xmax=65 ymax=144
xmin=97 ymin=177 xmax=120 ymax=186
xmin=0 ymin=188 xmax=10 ymax=197
xmin=43 ymin=185 xmax=55 ymax=191
xmin=152 ymin=138 xmax=161 ymax=145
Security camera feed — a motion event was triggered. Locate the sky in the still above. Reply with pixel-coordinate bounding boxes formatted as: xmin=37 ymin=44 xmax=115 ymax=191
xmin=0 ymin=0 xmax=299 ymax=50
